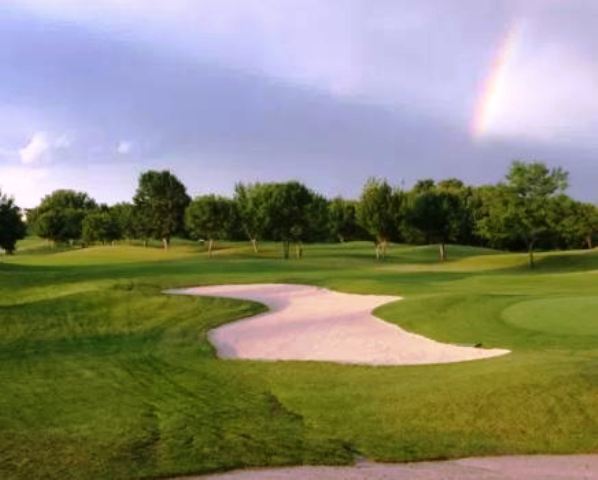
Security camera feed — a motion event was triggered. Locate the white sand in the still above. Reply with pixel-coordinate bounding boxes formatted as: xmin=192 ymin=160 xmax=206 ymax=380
xmin=171 ymin=455 xmax=598 ymax=480
xmin=167 ymin=283 xmax=509 ymax=365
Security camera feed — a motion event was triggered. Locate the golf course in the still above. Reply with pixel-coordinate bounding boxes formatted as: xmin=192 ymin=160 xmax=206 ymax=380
xmin=1 ymin=238 xmax=597 ymax=479
xmin=3 ymin=2 xmax=598 ymax=478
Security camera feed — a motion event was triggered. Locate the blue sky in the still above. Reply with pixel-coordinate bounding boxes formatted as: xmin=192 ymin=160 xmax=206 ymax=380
xmin=1 ymin=0 xmax=597 ymax=207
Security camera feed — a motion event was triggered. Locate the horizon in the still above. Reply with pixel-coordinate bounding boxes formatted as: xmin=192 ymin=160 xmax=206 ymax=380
xmin=2 ymin=1 xmax=598 ymax=208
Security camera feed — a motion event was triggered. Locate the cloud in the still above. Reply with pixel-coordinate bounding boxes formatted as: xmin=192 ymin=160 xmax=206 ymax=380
xmin=0 ymin=165 xmax=53 ymax=206
xmin=54 ymin=134 xmax=72 ymax=149
xmin=117 ymin=140 xmax=132 ymax=154
xmin=2 ymin=0 xmax=598 ymax=206
xmin=18 ymin=131 xmax=50 ymax=164
xmin=17 ymin=131 xmax=72 ymax=165
xmin=0 ymin=163 xmax=139 ymax=208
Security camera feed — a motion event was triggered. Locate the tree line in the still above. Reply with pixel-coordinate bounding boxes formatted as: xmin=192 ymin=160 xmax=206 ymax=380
xmin=1 ymin=161 xmax=596 ymax=266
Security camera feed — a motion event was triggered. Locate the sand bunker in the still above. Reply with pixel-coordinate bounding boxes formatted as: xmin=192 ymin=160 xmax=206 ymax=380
xmin=172 ymin=455 xmax=598 ymax=480
xmin=168 ymin=284 xmax=508 ymax=365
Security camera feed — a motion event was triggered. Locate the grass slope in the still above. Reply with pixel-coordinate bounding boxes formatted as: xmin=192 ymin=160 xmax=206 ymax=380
xmin=0 ymin=240 xmax=597 ymax=479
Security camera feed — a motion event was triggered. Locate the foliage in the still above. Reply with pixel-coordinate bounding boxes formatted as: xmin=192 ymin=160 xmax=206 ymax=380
xmin=185 ymin=195 xmax=236 ymax=255
xmin=29 ymin=190 xmax=97 ymax=244
xmin=476 ymin=161 xmax=569 ymax=267
xmin=406 ymin=185 xmax=465 ymax=261
xmin=327 ymin=197 xmax=367 ymax=242
xmin=133 ymin=170 xmax=190 ymax=248
xmin=19 ymin=161 xmax=597 ymax=260
xmin=0 ymin=190 xmax=26 ymax=254
xmin=357 ymin=178 xmax=402 ymax=259
xmin=82 ymin=211 xmax=119 ymax=245
xmin=254 ymin=181 xmax=327 ymax=258
xmin=109 ymin=202 xmax=135 ymax=240
xmin=234 ymin=183 xmax=267 ymax=252
xmin=553 ymin=199 xmax=598 ymax=249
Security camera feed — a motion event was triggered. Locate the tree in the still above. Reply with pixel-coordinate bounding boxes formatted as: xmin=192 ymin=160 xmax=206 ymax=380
xmin=553 ymin=198 xmax=598 ymax=249
xmin=257 ymin=182 xmax=322 ymax=259
xmin=328 ymin=197 xmax=366 ymax=242
xmin=357 ymin=178 xmax=402 ymax=260
xmin=412 ymin=178 xmax=436 ymax=193
xmin=0 ymin=190 xmax=26 ymax=254
xmin=82 ymin=211 xmax=119 ymax=245
xmin=407 ymin=188 xmax=464 ymax=261
xmin=576 ymin=203 xmax=598 ymax=249
xmin=185 ymin=195 xmax=235 ymax=256
xmin=477 ymin=161 xmax=569 ymax=268
xmin=437 ymin=178 xmax=465 ymax=191
xmin=30 ymin=190 xmax=97 ymax=244
xmin=109 ymin=203 xmax=135 ymax=241
xmin=234 ymin=182 xmax=265 ymax=253
xmin=436 ymin=179 xmax=479 ymax=247
xmin=133 ymin=170 xmax=190 ymax=249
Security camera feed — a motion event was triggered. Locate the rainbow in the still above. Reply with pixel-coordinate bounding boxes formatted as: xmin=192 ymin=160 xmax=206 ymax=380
xmin=471 ymin=23 xmax=522 ymax=139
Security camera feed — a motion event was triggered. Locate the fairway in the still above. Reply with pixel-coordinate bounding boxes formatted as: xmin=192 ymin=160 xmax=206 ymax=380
xmin=1 ymin=241 xmax=597 ymax=480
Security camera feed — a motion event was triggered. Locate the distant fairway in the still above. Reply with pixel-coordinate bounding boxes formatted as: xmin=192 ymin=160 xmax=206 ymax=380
xmin=1 ymin=239 xmax=597 ymax=479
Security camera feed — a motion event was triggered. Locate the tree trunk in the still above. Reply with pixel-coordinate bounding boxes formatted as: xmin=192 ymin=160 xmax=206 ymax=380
xmin=250 ymin=238 xmax=259 ymax=254
xmin=143 ymin=239 xmax=148 ymax=248
xmin=283 ymin=241 xmax=290 ymax=259
xmin=208 ymin=238 xmax=214 ymax=257
xmin=338 ymin=234 xmax=345 ymax=243
xmin=587 ymin=235 xmax=593 ymax=250
xmin=439 ymin=243 xmax=447 ymax=261
xmin=295 ymin=241 xmax=303 ymax=259
xmin=375 ymin=242 xmax=380 ymax=260
xmin=528 ymin=242 xmax=535 ymax=269
xmin=162 ymin=237 xmax=169 ymax=250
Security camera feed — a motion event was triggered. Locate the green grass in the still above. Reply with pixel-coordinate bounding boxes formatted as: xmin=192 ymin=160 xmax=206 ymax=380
xmin=502 ymin=296 xmax=598 ymax=336
xmin=1 ymin=240 xmax=597 ymax=479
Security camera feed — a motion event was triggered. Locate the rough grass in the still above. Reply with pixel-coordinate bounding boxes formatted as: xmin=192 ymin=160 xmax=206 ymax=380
xmin=0 ymin=239 xmax=597 ymax=479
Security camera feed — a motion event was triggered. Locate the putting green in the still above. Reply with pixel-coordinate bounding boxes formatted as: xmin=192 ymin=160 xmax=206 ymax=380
xmin=502 ymin=296 xmax=598 ymax=336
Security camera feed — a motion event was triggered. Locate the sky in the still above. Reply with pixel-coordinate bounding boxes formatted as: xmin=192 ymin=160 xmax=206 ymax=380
xmin=1 ymin=0 xmax=597 ymax=208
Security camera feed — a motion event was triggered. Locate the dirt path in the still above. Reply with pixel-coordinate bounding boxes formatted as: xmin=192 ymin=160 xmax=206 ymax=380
xmin=167 ymin=283 xmax=509 ymax=365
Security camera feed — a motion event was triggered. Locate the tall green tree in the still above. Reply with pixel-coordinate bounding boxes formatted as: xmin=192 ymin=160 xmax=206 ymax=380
xmin=234 ymin=183 xmax=266 ymax=253
xmin=133 ymin=170 xmax=190 ymax=249
xmin=477 ymin=161 xmax=569 ymax=267
xmin=327 ymin=197 xmax=366 ymax=242
xmin=553 ymin=198 xmax=598 ymax=249
xmin=357 ymin=178 xmax=402 ymax=260
xmin=185 ymin=195 xmax=235 ymax=256
xmin=412 ymin=178 xmax=436 ymax=193
xmin=576 ymin=203 xmax=598 ymax=249
xmin=109 ymin=202 xmax=135 ymax=241
xmin=0 ymin=190 xmax=26 ymax=254
xmin=82 ymin=211 xmax=119 ymax=245
xmin=30 ymin=190 xmax=97 ymax=244
xmin=257 ymin=182 xmax=323 ymax=259
xmin=407 ymin=188 xmax=465 ymax=261
xmin=437 ymin=179 xmax=479 ymax=246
